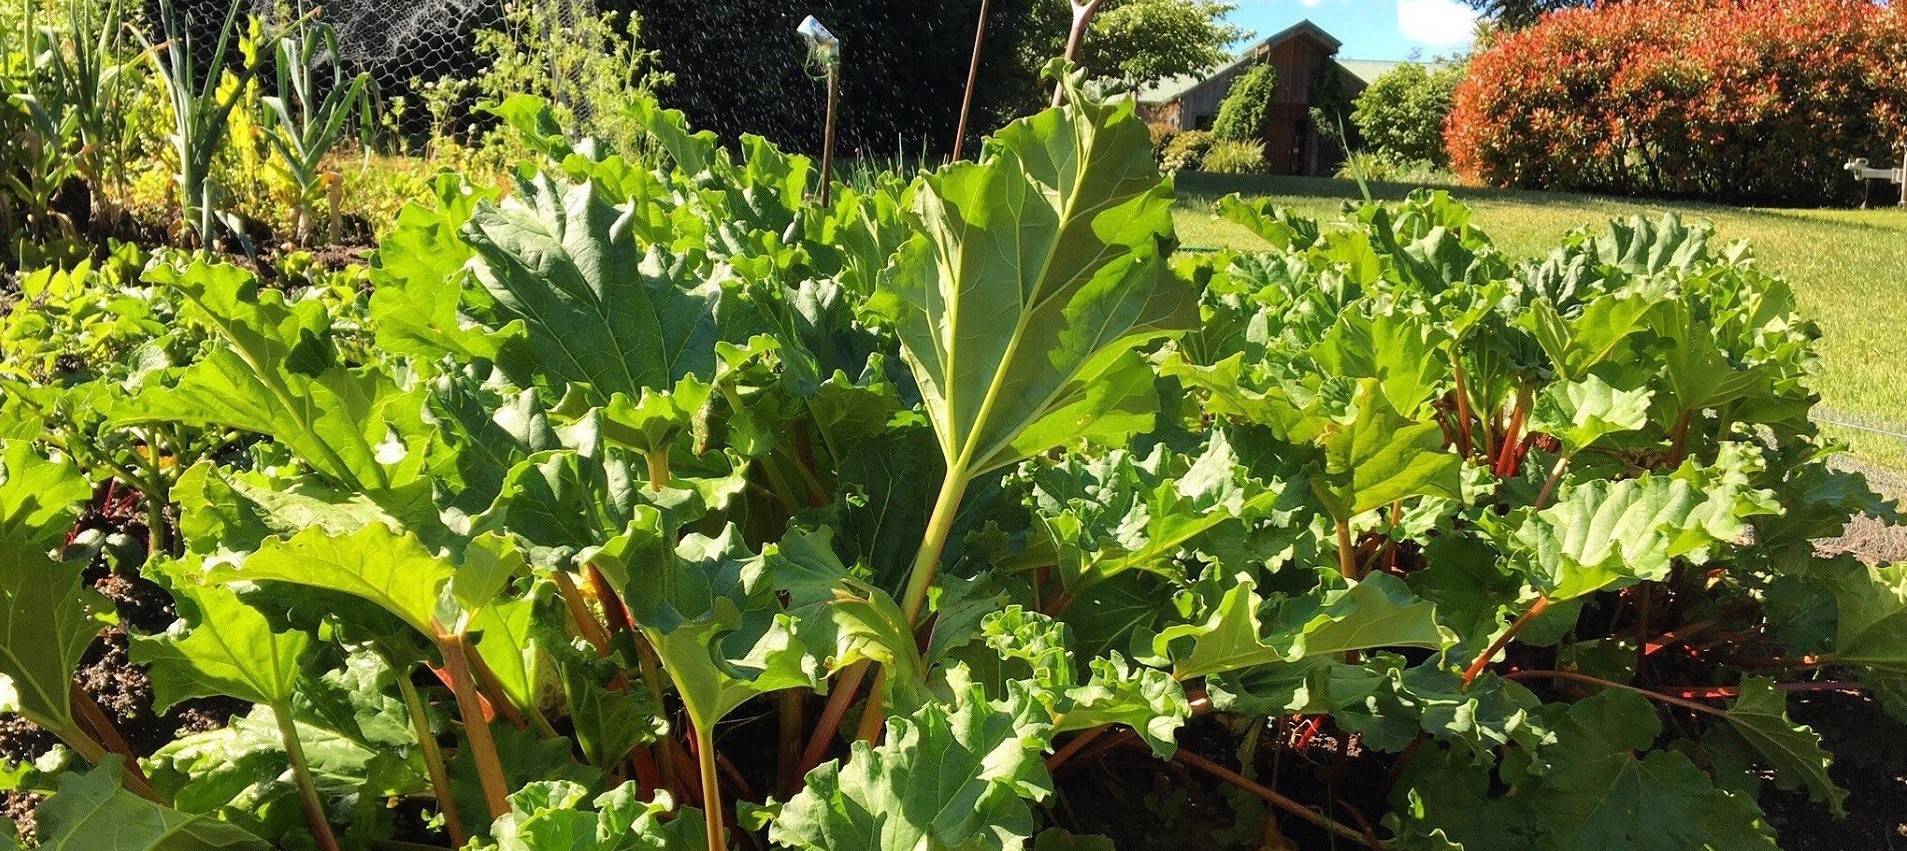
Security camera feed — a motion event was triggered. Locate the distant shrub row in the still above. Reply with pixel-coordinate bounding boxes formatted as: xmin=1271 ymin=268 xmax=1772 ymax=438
xmin=1150 ymin=127 xmax=1267 ymax=175
xmin=1447 ymin=0 xmax=1907 ymax=205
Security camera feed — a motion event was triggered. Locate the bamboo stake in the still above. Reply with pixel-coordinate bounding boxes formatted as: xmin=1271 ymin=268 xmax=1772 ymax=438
xmin=1174 ymin=750 xmax=1371 ymax=845
xmin=950 ymin=0 xmax=992 ymax=160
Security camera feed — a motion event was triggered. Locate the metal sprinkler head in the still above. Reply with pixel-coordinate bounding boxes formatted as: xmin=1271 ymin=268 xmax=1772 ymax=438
xmin=797 ymin=15 xmax=839 ymax=65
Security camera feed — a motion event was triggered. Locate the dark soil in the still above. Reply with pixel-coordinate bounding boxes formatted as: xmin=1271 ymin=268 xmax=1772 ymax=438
xmin=1047 ymin=702 xmax=1907 ymax=850
xmin=1761 ymin=691 xmax=1907 ymax=851
xmin=0 ymin=494 xmax=244 ymax=842
xmin=1053 ymin=715 xmax=1389 ymax=850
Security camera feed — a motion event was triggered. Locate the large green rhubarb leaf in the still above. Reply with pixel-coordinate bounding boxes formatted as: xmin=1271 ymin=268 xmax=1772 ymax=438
xmin=116 ymin=260 xmax=433 ymax=515
xmin=209 ymin=523 xmax=455 ymax=638
xmin=886 ymin=76 xmax=1197 ymax=479
xmin=482 ymin=781 xmax=705 ymax=851
xmin=1016 ymin=428 xmax=1290 ymax=595
xmin=1518 ymin=285 xmax=1665 ymax=382
xmin=1818 ymin=560 xmax=1907 ymax=719
xmin=1307 ymin=305 xmax=1446 ymax=416
xmin=1157 ymin=353 xmax=1328 ymax=443
xmin=131 ymin=573 xmax=309 ymax=711
xmin=32 ymin=757 xmax=271 ymax=851
xmin=144 ymin=703 xmax=423 ymax=819
xmin=1392 ymin=689 xmax=1777 ymax=851
xmin=1586 ymin=213 xmax=1710 ymax=276
xmin=763 ymin=528 xmax=925 ymax=686
xmin=172 ymin=461 xmax=393 ymax=557
xmin=0 ymin=443 xmax=110 ymax=735
xmin=772 ymin=676 xmax=1054 ymax=851
xmin=474 ymin=588 xmax=551 ymax=712
xmin=1653 ymin=299 xmax=1770 ymax=415
xmin=1153 ymin=573 xmax=1452 ymax=681
xmin=367 ymin=173 xmax=506 ymax=364
xmin=1823 ymin=561 xmax=1907 ymax=673
xmin=1310 ymin=381 xmax=1462 ymax=521
xmin=1532 ymin=690 xmax=1776 ymax=851
xmin=600 ymin=514 xmax=823 ymax=734
xmin=0 ymin=440 xmax=93 ymax=542
xmin=1715 ymin=678 xmax=1846 ymax=816
xmin=425 ymin=376 xmax=561 ymax=519
xmin=979 ymin=608 xmax=1188 ymax=756
xmin=1507 ymin=467 xmax=1775 ymax=601
xmin=461 ymin=175 xmax=722 ymax=401
xmin=1530 ymin=374 xmax=1652 ymax=457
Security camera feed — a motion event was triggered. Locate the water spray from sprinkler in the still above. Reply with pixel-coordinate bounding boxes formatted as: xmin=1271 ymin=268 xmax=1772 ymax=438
xmin=798 ymin=15 xmax=840 ymax=205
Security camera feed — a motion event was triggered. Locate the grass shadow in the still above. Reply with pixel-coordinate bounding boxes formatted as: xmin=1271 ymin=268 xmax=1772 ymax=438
xmin=1169 ymin=172 xmax=1900 ymax=225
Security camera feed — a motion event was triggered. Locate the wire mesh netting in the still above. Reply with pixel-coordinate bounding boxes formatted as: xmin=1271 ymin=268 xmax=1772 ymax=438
xmin=169 ymin=0 xmax=591 ymax=97
xmin=280 ymin=0 xmax=498 ymax=79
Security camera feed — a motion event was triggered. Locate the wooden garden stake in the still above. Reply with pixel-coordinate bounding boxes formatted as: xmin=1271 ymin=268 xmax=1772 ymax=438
xmin=951 ymin=0 xmax=991 ymax=160
xmin=797 ymin=16 xmax=840 ymax=205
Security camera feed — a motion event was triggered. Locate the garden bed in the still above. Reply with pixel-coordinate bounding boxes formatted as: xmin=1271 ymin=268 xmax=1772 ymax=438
xmin=4 ymin=7 xmax=1906 ymax=849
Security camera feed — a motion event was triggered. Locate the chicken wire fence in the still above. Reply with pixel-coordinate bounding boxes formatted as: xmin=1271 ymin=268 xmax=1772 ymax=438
xmin=279 ymin=0 xmax=500 ymax=81
xmin=172 ymin=0 xmax=593 ymax=99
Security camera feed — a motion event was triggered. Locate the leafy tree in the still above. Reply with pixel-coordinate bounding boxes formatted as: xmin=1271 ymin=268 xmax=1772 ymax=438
xmin=1351 ymin=62 xmax=1465 ymax=167
xmin=1074 ymin=0 xmax=1245 ymax=88
xmin=612 ymin=0 xmax=1045 ymax=156
xmin=1308 ymin=61 xmax=1357 ymax=159
xmin=1464 ymin=0 xmax=1590 ymax=28
xmin=611 ymin=0 xmax=1243 ymax=156
xmin=1210 ymin=62 xmax=1276 ymax=142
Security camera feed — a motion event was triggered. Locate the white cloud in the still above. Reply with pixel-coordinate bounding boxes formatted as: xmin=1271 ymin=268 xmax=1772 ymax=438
xmin=1396 ymin=0 xmax=1478 ymax=47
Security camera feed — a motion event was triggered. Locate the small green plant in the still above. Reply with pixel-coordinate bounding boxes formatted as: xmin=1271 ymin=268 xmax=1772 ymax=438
xmin=260 ymin=18 xmax=371 ymax=245
xmin=138 ymin=0 xmax=242 ymax=245
xmin=1211 ymin=61 xmax=1275 ymax=142
xmin=1199 ymin=138 xmax=1266 ymax=173
xmin=2 ymin=78 xmax=84 ymax=245
xmin=1334 ymin=150 xmax=1457 ymax=184
xmin=31 ymin=0 xmax=141 ymax=226
xmin=466 ymin=0 xmax=671 ymax=156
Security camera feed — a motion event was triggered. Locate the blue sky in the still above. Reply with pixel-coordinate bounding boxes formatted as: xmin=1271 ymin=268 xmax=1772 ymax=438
xmin=1224 ymin=0 xmax=1481 ymax=61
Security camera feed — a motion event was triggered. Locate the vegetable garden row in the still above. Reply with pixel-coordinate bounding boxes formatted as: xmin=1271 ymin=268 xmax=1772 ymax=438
xmin=2 ymin=41 xmax=1903 ymax=851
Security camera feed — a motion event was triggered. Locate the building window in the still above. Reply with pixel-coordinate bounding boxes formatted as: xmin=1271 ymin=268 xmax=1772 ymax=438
xmin=1194 ymin=113 xmax=1214 ymax=131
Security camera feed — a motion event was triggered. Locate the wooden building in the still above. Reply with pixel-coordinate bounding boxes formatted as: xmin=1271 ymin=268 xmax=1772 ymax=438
xmin=1137 ymin=20 xmax=1409 ymax=176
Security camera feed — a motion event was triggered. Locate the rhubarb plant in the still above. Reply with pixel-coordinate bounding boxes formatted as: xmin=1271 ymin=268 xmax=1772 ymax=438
xmin=0 ymin=74 xmax=1900 ymax=851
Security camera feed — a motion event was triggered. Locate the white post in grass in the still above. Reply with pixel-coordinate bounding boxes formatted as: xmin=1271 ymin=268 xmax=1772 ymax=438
xmin=1846 ymin=151 xmax=1906 ymax=209
xmin=798 ymin=15 xmax=840 ymax=206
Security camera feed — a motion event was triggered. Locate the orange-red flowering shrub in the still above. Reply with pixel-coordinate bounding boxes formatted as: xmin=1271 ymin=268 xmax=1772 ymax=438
xmin=1447 ymin=0 xmax=1907 ymax=204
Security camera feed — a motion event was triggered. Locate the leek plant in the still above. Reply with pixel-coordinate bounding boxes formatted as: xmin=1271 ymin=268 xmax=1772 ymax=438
xmin=138 ymin=0 xmax=309 ymax=248
xmin=261 ymin=19 xmax=371 ymax=245
xmin=1 ymin=0 xmax=139 ymax=258
xmin=41 ymin=0 xmax=141 ymax=227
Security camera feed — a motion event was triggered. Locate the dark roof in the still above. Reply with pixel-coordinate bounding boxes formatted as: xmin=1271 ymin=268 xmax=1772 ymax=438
xmin=1136 ymin=19 xmax=1343 ymax=104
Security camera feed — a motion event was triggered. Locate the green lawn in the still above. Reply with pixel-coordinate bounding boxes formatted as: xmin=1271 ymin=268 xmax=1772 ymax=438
xmin=1171 ymin=173 xmax=1907 ymax=476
